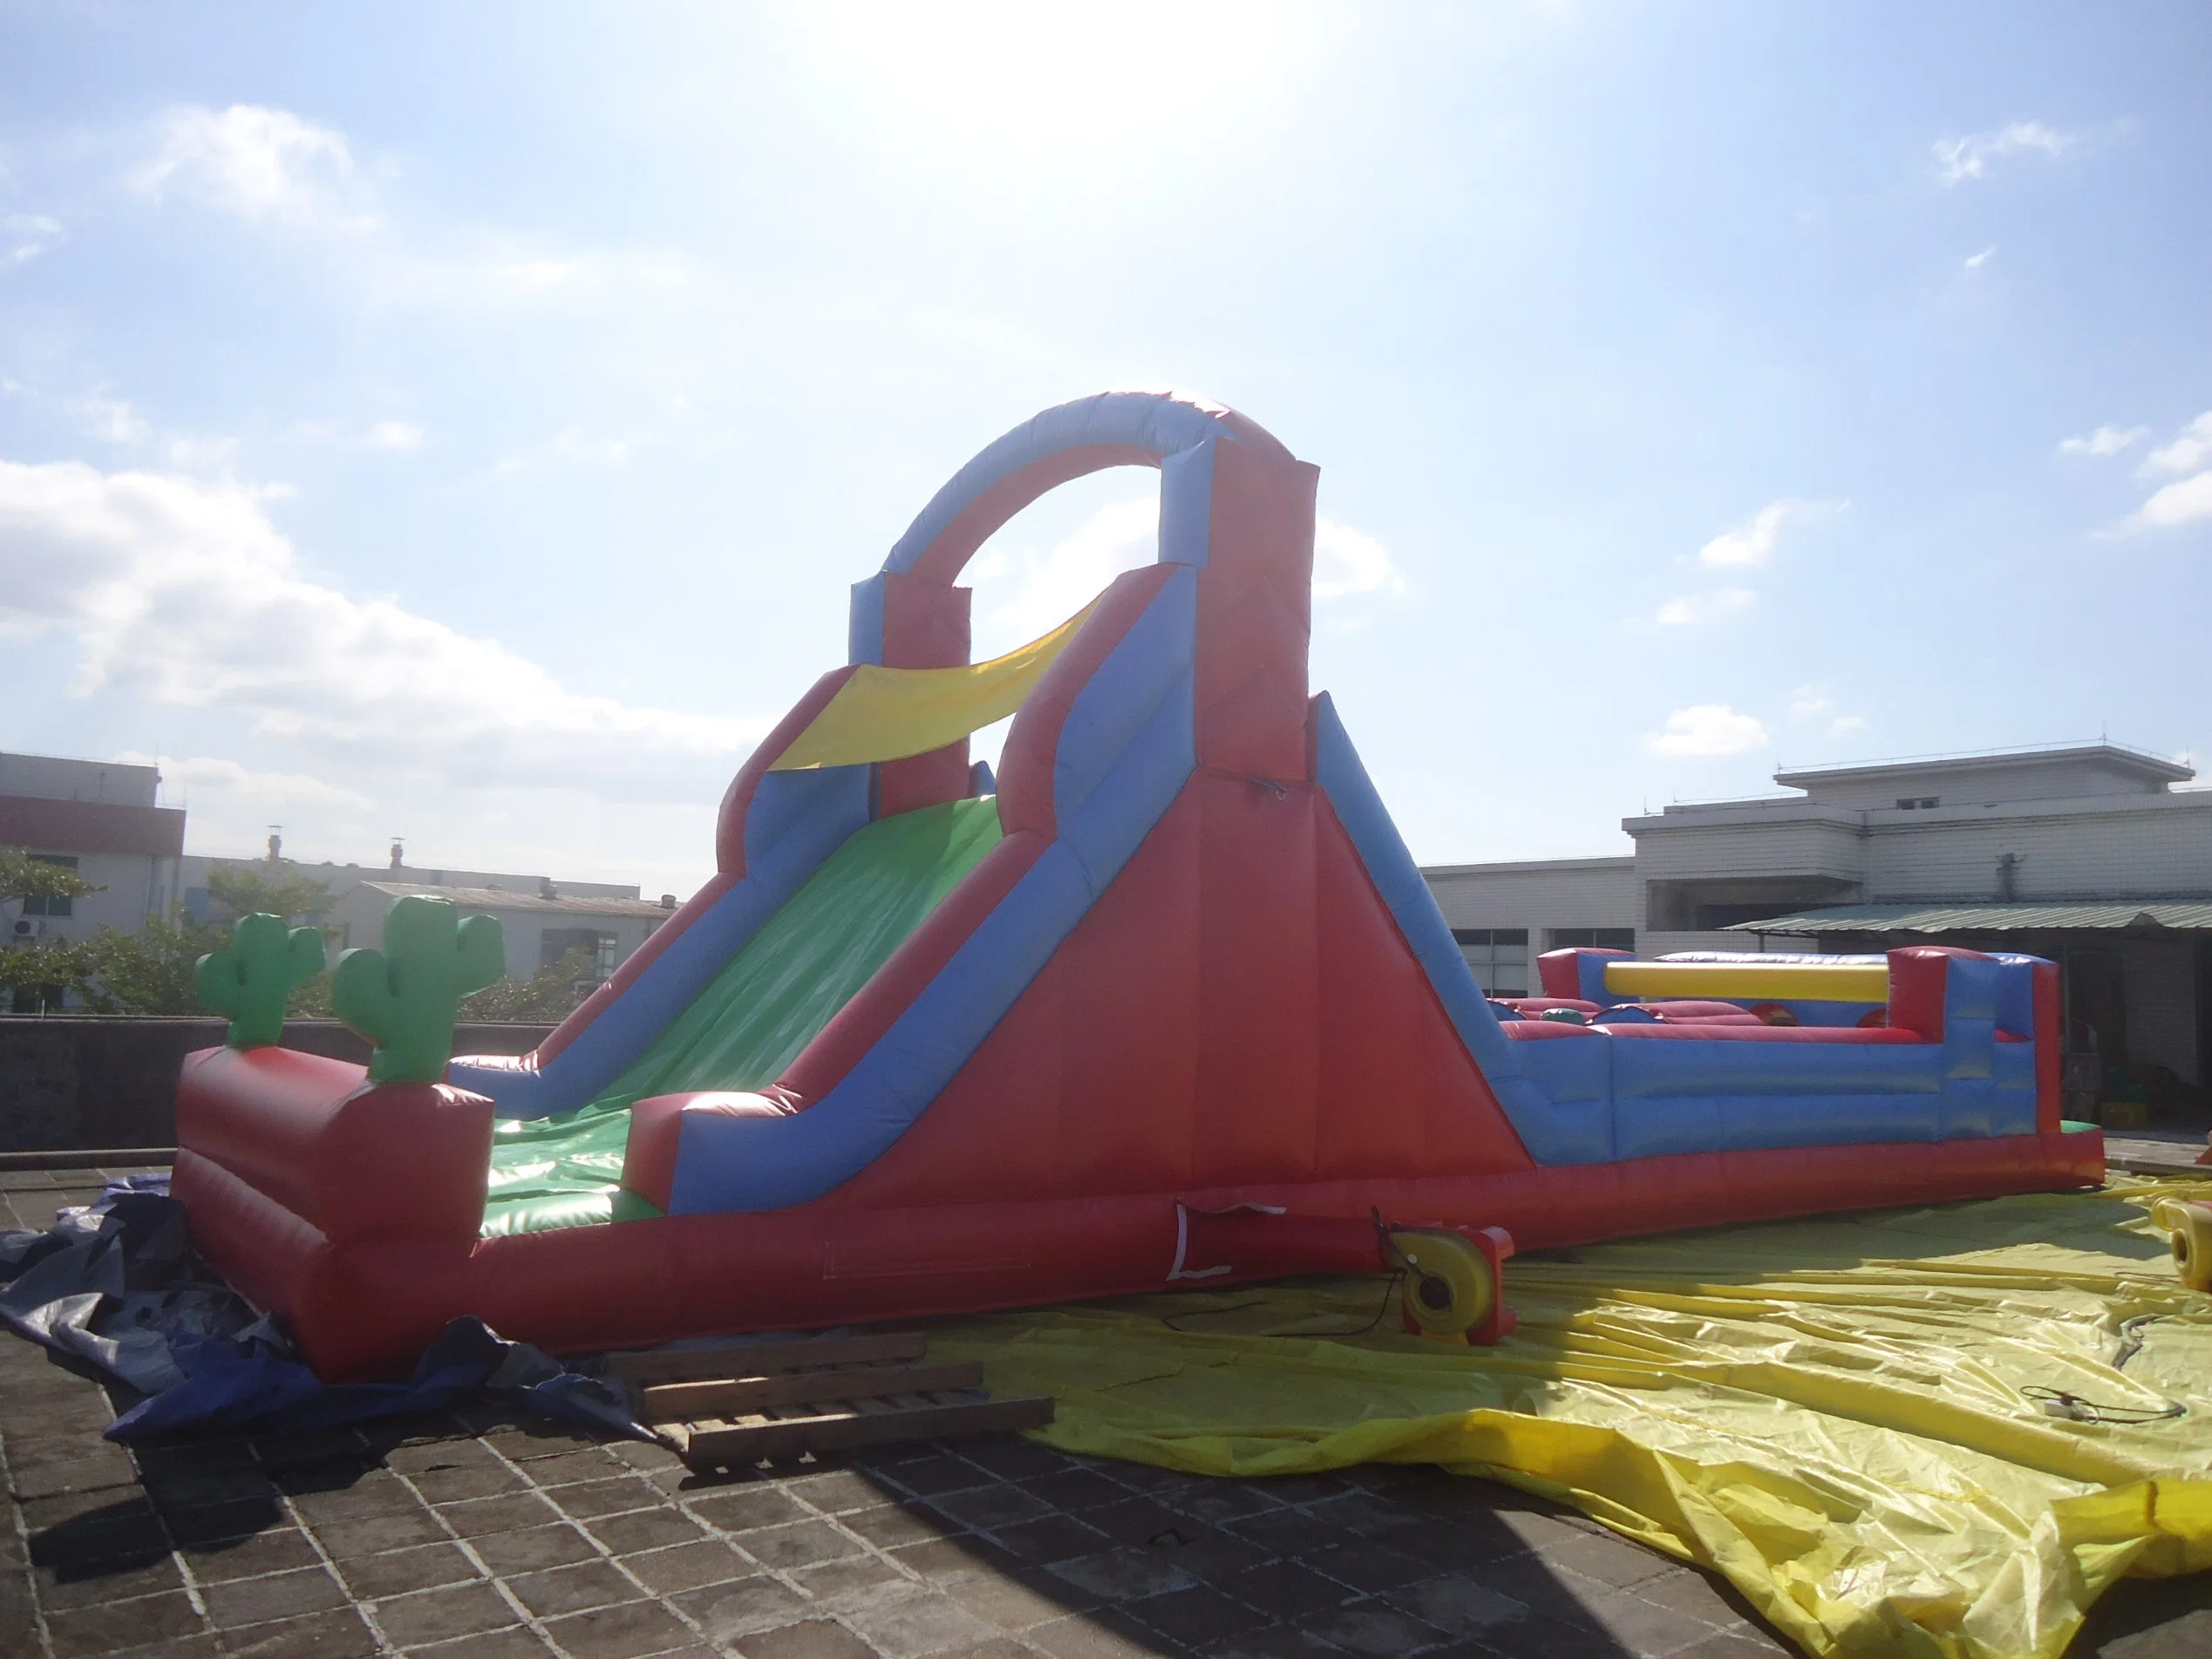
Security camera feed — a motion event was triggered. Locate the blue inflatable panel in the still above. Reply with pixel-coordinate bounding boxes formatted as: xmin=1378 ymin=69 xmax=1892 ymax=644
xmin=1310 ymin=696 xmax=1610 ymax=1166
xmin=881 ymin=393 xmax=1225 ymax=576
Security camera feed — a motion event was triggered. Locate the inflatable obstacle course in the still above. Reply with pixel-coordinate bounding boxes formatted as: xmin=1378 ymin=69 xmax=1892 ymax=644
xmin=174 ymin=391 xmax=2104 ymax=1379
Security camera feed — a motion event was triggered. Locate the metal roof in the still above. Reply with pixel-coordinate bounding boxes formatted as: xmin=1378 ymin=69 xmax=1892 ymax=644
xmin=357 ymin=881 xmax=672 ymax=920
xmin=1772 ymin=740 xmax=2193 ymax=791
xmin=1725 ymin=901 xmax=2212 ymax=935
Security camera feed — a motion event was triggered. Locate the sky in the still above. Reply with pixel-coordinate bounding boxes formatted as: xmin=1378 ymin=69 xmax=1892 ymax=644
xmin=1 ymin=2 xmax=2207 ymax=897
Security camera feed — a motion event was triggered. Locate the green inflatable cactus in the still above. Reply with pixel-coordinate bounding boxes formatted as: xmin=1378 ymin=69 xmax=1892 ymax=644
xmin=195 ymin=912 xmax=327 ymax=1049
xmin=331 ymin=894 xmax=505 ymax=1084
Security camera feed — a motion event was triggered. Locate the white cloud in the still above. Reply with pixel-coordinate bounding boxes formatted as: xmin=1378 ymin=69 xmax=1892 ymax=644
xmin=1311 ymin=518 xmax=1405 ymax=600
xmin=2111 ymin=412 xmax=2212 ymax=533
xmin=378 ymin=236 xmax=695 ymax=314
xmin=165 ymin=433 xmax=242 ymax=473
xmin=132 ymin=105 xmax=370 ymax=230
xmin=1933 ymin=120 xmax=2073 ymax=186
xmin=1786 ymin=687 xmax=1865 ymax=736
xmin=129 ymin=106 xmax=691 ymax=316
xmin=984 ymin=498 xmax=1157 ymax=643
xmin=3 ymin=213 xmax=63 ymax=268
xmin=2058 ymin=425 xmax=2147 ymax=459
xmin=2124 ymin=472 xmax=2212 ymax=533
xmin=367 ymin=420 xmax=425 ymax=452
xmin=2141 ymin=411 xmax=2212 ymax=479
xmin=1656 ymin=588 xmax=1753 ymax=627
xmin=1646 ymin=704 xmax=1768 ymax=758
xmin=1963 ymin=246 xmax=1996 ymax=271
xmin=0 ymin=459 xmax=765 ymax=801
xmin=1697 ymin=499 xmax=1841 ymax=568
xmin=72 ymin=392 xmax=149 ymax=444
xmin=982 ymin=500 xmax=1400 ymax=645
xmin=112 ymin=750 xmax=371 ymax=813
xmin=492 ymin=425 xmax=642 ymax=478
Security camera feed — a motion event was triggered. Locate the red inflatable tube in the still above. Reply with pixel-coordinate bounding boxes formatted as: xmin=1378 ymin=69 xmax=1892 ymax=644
xmin=176 ymin=1112 xmax=2100 ymax=1379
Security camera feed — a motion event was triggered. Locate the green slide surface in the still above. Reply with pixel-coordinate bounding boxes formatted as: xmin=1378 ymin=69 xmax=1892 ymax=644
xmin=482 ymin=796 xmax=1004 ymax=1236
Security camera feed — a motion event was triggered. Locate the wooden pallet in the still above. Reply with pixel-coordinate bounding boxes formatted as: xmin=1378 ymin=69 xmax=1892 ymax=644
xmin=604 ymin=1331 xmax=1055 ymax=1471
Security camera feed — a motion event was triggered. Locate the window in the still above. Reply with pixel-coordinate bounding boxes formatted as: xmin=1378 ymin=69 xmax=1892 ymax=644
xmin=1895 ymin=796 xmax=1940 ymax=810
xmin=1548 ymin=928 xmax=1635 ymax=952
xmin=1451 ymin=928 xmax=1528 ymax=996
xmin=540 ymin=927 xmax=616 ymax=981
xmin=21 ymin=853 xmax=78 ymax=918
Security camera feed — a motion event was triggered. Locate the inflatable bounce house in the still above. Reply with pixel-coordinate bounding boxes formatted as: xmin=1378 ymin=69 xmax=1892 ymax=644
xmin=173 ymin=391 xmax=2104 ymax=1379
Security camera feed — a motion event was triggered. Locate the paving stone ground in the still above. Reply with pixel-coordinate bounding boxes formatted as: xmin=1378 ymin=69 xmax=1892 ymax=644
xmin=5 ymin=1167 xmax=2209 ymax=1658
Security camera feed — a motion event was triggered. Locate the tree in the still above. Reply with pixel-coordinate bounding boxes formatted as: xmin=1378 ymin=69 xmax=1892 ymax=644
xmin=200 ymin=862 xmax=339 ymax=1016
xmin=0 ymin=846 xmax=104 ymax=910
xmin=76 ymin=917 xmax=232 ymax=1015
xmin=204 ymin=861 xmax=333 ymax=923
xmin=1 ymin=847 xmax=105 ymax=1011
xmin=0 ymin=935 xmax=99 ymax=1012
xmin=459 ymin=948 xmax=597 ymax=1023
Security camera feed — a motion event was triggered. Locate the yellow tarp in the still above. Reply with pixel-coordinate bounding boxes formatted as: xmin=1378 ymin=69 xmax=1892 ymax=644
xmin=1604 ymin=958 xmax=1891 ymax=1003
xmin=772 ymin=600 xmax=1098 ymax=772
xmin=933 ymin=1177 xmax=2212 ymax=1659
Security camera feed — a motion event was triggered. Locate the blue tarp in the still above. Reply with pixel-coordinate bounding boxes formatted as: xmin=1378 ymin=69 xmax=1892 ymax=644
xmin=0 ymin=1175 xmax=643 ymax=1444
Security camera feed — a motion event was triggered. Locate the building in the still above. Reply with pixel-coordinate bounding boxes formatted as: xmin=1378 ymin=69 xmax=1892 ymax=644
xmin=180 ymin=849 xmax=677 ymax=989
xmin=319 ymin=880 xmax=673 ymax=988
xmin=0 ymin=751 xmax=186 ymax=962
xmin=1411 ymin=855 xmax=1637 ymax=998
xmin=1422 ymin=742 xmax=2212 ymax=1089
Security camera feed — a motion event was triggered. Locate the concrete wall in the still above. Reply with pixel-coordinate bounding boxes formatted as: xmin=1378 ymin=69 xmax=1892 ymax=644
xmin=0 ymin=753 xmax=159 ymax=806
xmin=12 ymin=849 xmax=178 ymax=942
xmin=1861 ymin=796 xmax=2212 ymax=901
xmin=1792 ymin=758 xmax=2169 ymax=809
xmin=2125 ymin=939 xmax=2200 ymax=1080
xmin=0 ymin=1018 xmax=555 ymax=1152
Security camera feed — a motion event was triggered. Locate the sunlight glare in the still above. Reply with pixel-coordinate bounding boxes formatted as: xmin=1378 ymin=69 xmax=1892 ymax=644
xmin=800 ymin=1 xmax=1300 ymax=161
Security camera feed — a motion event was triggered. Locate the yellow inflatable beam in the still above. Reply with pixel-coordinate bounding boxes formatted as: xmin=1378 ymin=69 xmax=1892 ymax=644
xmin=772 ymin=600 xmax=1099 ymax=772
xmin=1603 ymin=959 xmax=1889 ymax=1003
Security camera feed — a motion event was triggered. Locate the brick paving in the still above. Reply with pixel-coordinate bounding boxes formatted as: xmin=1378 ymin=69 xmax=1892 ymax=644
xmin=5 ymin=1167 xmax=2210 ymax=1658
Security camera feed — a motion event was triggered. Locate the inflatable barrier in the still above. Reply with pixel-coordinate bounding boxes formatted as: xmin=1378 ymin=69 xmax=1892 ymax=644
xmin=171 ymin=391 xmax=2103 ymax=1378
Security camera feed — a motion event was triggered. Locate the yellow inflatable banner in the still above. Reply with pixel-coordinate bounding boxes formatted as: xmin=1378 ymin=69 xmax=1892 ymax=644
xmin=772 ymin=601 xmax=1098 ymax=772
xmin=933 ymin=1177 xmax=2212 ymax=1659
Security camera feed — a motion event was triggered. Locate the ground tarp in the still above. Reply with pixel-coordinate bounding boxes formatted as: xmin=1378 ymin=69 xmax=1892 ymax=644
xmin=0 ymin=1177 xmax=642 ymax=1444
xmin=932 ymin=1177 xmax=2212 ymax=1659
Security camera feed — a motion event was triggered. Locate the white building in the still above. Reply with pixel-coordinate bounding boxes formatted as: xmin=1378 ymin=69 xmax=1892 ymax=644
xmin=180 ymin=848 xmax=678 ymax=989
xmin=319 ymin=880 xmax=673 ymax=987
xmin=1 ymin=752 xmax=186 ymax=984
xmin=1424 ymin=743 xmax=2212 ymax=1088
xmin=3 ymin=749 xmax=674 ymax=999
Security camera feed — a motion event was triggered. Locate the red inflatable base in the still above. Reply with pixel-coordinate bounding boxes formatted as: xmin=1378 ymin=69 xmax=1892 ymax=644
xmin=178 ymin=1107 xmax=2101 ymax=1379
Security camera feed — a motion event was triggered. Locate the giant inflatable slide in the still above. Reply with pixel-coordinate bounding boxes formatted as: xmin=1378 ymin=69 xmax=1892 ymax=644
xmin=173 ymin=391 xmax=2104 ymax=1378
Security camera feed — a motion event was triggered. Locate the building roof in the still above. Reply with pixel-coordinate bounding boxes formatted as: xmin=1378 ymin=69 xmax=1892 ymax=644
xmin=1725 ymin=901 xmax=2212 ymax=935
xmin=353 ymin=881 xmax=672 ymax=920
xmin=0 ymin=794 xmax=187 ymax=859
xmin=1420 ymin=854 xmax=1636 ymax=878
xmin=1773 ymin=741 xmax=2193 ymax=793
